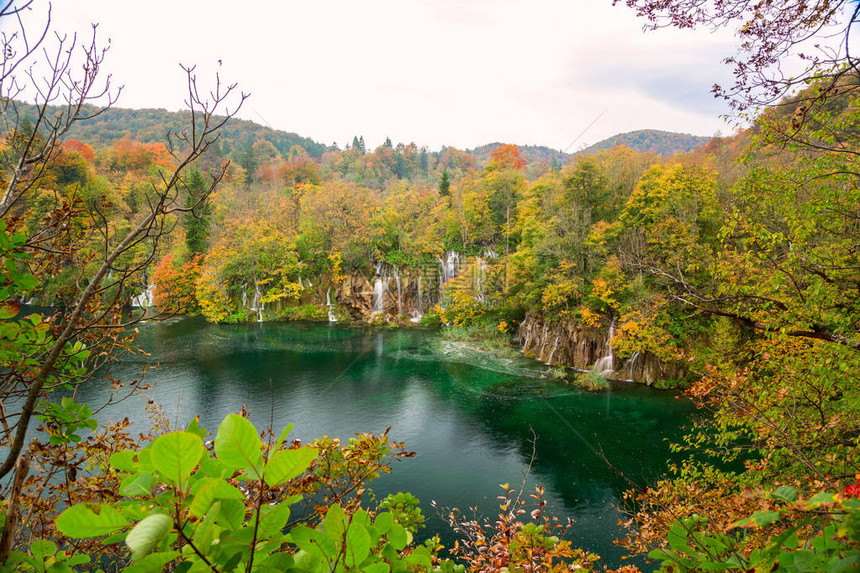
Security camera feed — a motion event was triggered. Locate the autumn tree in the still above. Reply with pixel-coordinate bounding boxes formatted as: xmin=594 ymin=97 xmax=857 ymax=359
xmin=0 ymin=3 xmax=246 ymax=559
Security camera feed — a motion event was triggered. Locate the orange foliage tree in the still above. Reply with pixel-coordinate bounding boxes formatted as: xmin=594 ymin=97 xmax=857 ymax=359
xmin=490 ymin=144 xmax=526 ymax=171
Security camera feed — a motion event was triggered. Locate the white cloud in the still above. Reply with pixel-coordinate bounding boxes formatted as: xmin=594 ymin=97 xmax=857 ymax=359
xmin=30 ymin=0 xmax=737 ymax=150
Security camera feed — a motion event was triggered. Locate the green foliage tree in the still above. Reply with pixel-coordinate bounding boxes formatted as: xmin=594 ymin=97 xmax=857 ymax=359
xmin=183 ymin=169 xmax=212 ymax=255
xmin=437 ymin=170 xmax=451 ymax=197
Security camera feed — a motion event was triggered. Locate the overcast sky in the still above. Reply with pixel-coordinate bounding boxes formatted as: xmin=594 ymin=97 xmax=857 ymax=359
xmin=40 ymin=0 xmax=738 ymax=151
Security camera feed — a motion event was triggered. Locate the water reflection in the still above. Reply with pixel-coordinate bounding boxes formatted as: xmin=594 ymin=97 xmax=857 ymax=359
xmin=75 ymin=317 xmax=694 ymax=569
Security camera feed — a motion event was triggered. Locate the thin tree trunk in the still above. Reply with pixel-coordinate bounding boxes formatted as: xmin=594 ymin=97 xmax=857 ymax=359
xmin=0 ymin=451 xmax=30 ymax=563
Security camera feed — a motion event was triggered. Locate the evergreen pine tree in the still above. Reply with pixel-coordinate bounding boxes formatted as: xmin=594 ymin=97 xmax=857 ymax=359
xmin=438 ymin=170 xmax=451 ymax=197
xmin=183 ymin=169 xmax=212 ymax=255
xmin=419 ymin=148 xmax=429 ymax=172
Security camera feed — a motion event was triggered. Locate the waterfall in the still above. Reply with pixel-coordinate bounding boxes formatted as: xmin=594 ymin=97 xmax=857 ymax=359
xmin=132 ymin=284 xmax=155 ymax=308
xmin=248 ymin=280 xmax=264 ymax=322
xmin=618 ymin=350 xmax=642 ymax=382
xmin=547 ymin=333 xmax=561 ymax=364
xmin=474 ymin=257 xmax=487 ymax=302
xmin=520 ymin=320 xmax=532 ymax=353
xmin=593 ymin=319 xmax=616 ymax=377
xmin=440 ymin=251 xmax=461 ymax=283
xmin=326 ymin=288 xmax=337 ymax=322
xmin=372 ymin=275 xmax=387 ymax=315
xmin=411 ymin=275 xmax=424 ymax=322
xmin=394 ymin=268 xmax=403 ymax=316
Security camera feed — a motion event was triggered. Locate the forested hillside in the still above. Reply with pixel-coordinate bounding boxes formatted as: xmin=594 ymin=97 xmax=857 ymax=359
xmin=578 ymin=129 xmax=711 ymax=156
xmin=13 ymin=102 xmax=330 ymax=158
xmin=468 ymin=142 xmax=571 ymax=167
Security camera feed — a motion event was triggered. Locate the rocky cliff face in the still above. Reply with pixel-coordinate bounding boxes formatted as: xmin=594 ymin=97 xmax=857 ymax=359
xmin=335 ymin=272 xmax=374 ymax=319
xmin=516 ymin=313 xmax=686 ymax=385
xmin=334 ymin=255 xmax=487 ymax=321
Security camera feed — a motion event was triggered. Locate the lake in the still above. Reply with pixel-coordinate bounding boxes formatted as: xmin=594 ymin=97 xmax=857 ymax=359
xmin=76 ymin=317 xmax=695 ymax=569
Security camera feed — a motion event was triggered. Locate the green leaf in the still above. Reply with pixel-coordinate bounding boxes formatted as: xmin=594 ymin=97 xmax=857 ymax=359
xmin=214 ymin=414 xmax=262 ymax=475
xmin=274 ymin=423 xmax=293 ymax=450
xmin=185 ymin=416 xmax=207 ymax=440
xmin=198 ymin=455 xmax=232 ymax=478
xmin=289 ymin=526 xmax=336 ymax=560
xmin=374 ymin=512 xmax=393 ymax=534
xmin=191 ymin=501 xmax=221 ymax=553
xmin=363 ymin=563 xmax=390 ymax=573
xmin=123 ymin=551 xmax=181 ymax=573
xmin=125 ymin=514 xmax=173 ymax=560
xmin=29 ymin=540 xmax=58 ymax=561
xmin=258 ymin=500 xmax=293 ymax=539
xmin=388 ymin=523 xmax=408 ymax=551
xmin=150 ymin=431 xmax=204 ymax=486
xmin=0 ymin=304 xmax=17 ymax=319
xmin=324 ymin=504 xmax=347 ymax=550
xmin=222 ymin=551 xmax=244 ymax=572
xmin=807 ymin=492 xmax=838 ymax=507
xmin=120 ymin=472 xmax=153 ymax=497
xmin=771 ymin=486 xmax=798 ymax=502
xmin=345 ymin=521 xmax=371 ymax=568
xmin=750 ymin=510 xmax=781 ymax=527
xmin=135 ymin=448 xmax=155 ymax=473
xmin=216 ymin=498 xmax=245 ymax=531
xmin=188 ymin=478 xmax=243 ymax=518
xmin=405 ymin=545 xmax=432 ymax=569
xmin=55 ymin=504 xmax=129 ymax=538
xmin=264 ymin=446 xmax=317 ymax=487
xmin=259 ymin=553 xmax=295 ymax=571
xmin=667 ymin=524 xmax=694 ymax=552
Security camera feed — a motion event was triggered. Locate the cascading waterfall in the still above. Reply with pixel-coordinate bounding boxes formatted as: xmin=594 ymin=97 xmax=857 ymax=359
xmin=372 ymin=274 xmax=387 ymax=315
xmin=547 ymin=333 xmax=561 ymax=364
xmin=593 ymin=319 xmax=647 ymax=381
xmin=394 ymin=267 xmax=402 ymax=316
xmin=593 ymin=319 xmax=616 ymax=377
xmin=440 ymin=251 xmax=461 ymax=284
xmin=411 ymin=275 xmax=424 ymax=322
xmin=617 ymin=350 xmax=642 ymax=382
xmin=248 ymin=280 xmax=264 ymax=322
xmin=132 ymin=284 xmax=155 ymax=308
xmin=474 ymin=257 xmax=488 ymax=302
xmin=326 ymin=288 xmax=337 ymax=322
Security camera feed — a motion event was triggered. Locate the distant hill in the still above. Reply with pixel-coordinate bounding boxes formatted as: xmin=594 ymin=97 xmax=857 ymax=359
xmin=577 ymin=129 xmax=711 ymax=157
xmin=468 ymin=143 xmax=571 ymax=166
xmin=467 ymin=131 xmax=711 ymax=166
xmin=15 ymin=101 xmax=711 ymax=164
xmin=14 ymin=103 xmax=330 ymax=158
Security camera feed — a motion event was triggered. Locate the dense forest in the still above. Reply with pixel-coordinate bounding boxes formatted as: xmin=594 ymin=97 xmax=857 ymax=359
xmin=0 ymin=0 xmax=858 ymax=571
xmin=577 ymin=130 xmax=711 ymax=157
